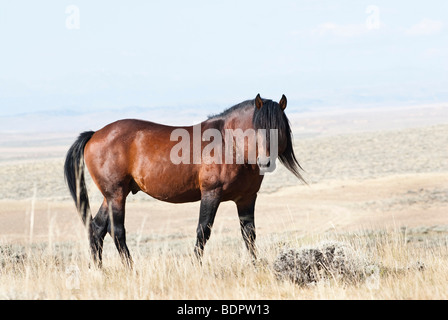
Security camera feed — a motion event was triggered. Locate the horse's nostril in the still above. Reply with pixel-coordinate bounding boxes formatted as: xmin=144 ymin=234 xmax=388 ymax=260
xmin=257 ymin=157 xmax=271 ymax=168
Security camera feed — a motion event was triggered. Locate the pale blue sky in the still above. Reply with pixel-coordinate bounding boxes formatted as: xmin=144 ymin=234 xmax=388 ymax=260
xmin=0 ymin=0 xmax=447 ymax=116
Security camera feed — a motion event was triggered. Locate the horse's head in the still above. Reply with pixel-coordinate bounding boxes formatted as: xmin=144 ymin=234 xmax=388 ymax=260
xmin=253 ymin=94 xmax=305 ymax=182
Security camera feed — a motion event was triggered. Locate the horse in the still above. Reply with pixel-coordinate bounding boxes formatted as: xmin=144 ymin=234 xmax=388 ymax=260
xmin=64 ymin=94 xmax=305 ymax=267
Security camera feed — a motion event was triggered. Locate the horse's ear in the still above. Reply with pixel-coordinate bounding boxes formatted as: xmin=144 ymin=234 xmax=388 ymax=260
xmin=279 ymin=94 xmax=287 ymax=111
xmin=255 ymin=94 xmax=263 ymax=109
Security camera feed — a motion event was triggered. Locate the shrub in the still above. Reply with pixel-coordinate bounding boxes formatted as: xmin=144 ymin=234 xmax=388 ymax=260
xmin=273 ymin=241 xmax=374 ymax=286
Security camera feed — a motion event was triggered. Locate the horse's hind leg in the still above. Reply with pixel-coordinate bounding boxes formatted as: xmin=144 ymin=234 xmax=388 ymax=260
xmin=108 ymin=195 xmax=133 ymax=268
xmin=89 ymin=199 xmax=109 ymax=267
xmin=194 ymin=189 xmax=221 ymax=260
xmin=236 ymin=195 xmax=257 ymax=260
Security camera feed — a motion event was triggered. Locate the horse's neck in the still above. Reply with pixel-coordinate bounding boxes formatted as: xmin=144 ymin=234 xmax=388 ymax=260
xmin=222 ymin=107 xmax=254 ymax=131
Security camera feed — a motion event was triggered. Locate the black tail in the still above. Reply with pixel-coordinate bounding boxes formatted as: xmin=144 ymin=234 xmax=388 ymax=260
xmin=64 ymin=131 xmax=95 ymax=226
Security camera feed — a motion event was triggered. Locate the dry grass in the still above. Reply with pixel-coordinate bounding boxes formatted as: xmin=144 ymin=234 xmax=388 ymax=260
xmin=1 ymin=225 xmax=447 ymax=300
xmin=0 ymin=122 xmax=447 ymax=300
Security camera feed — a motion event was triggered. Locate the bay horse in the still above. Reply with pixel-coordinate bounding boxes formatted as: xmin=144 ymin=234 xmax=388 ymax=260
xmin=64 ymin=94 xmax=305 ymax=267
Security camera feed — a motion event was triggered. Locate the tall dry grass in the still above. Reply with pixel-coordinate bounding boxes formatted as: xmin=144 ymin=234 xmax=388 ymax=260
xmin=1 ymin=224 xmax=447 ymax=300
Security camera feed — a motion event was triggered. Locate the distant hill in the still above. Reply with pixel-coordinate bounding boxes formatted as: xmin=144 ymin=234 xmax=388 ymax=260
xmin=0 ymin=106 xmax=209 ymax=134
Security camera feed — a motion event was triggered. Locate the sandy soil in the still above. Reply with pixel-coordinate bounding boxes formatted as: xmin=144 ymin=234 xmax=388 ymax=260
xmin=0 ymin=104 xmax=447 ymax=245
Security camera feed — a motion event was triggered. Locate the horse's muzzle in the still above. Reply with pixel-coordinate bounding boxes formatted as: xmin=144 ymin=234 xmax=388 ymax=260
xmin=257 ymin=156 xmax=276 ymax=174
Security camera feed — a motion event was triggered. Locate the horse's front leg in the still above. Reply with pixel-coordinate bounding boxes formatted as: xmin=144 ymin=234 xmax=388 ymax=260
xmin=194 ymin=189 xmax=222 ymax=260
xmin=236 ymin=195 xmax=257 ymax=260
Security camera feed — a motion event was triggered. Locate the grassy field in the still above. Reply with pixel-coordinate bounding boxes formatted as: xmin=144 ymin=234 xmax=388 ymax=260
xmin=1 ymin=225 xmax=447 ymax=299
xmin=0 ymin=114 xmax=447 ymax=300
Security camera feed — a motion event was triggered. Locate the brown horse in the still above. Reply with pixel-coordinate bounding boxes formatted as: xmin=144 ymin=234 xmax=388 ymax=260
xmin=64 ymin=94 xmax=305 ymax=267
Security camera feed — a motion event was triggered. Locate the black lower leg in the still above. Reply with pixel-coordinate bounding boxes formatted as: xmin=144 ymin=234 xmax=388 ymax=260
xmin=194 ymin=190 xmax=221 ymax=260
xmin=108 ymin=197 xmax=133 ymax=268
xmin=237 ymin=196 xmax=257 ymax=260
xmin=240 ymin=220 xmax=257 ymax=259
xmin=112 ymin=225 xmax=133 ymax=268
xmin=89 ymin=201 xmax=109 ymax=267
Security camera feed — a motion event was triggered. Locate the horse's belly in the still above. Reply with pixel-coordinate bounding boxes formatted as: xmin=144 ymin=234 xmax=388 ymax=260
xmin=133 ymin=165 xmax=201 ymax=204
xmin=145 ymin=188 xmax=202 ymax=203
